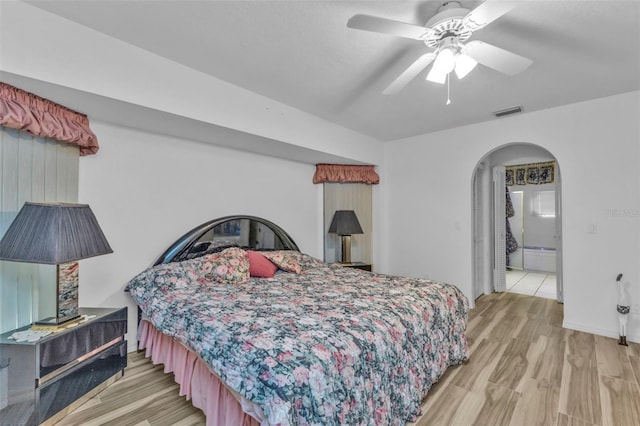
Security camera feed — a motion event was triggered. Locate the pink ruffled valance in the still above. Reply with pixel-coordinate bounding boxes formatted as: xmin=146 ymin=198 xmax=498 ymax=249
xmin=0 ymin=82 xmax=99 ymax=156
xmin=313 ymin=164 xmax=380 ymax=184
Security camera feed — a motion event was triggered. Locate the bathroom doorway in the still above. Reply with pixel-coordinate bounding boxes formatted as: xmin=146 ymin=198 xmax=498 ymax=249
xmin=506 ymin=184 xmax=558 ymax=299
xmin=472 ymin=143 xmax=563 ymax=303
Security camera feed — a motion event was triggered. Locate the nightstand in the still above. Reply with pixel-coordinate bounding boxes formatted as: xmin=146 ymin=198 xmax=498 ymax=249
xmin=336 ymin=262 xmax=373 ymax=271
xmin=0 ymin=307 xmax=127 ymax=426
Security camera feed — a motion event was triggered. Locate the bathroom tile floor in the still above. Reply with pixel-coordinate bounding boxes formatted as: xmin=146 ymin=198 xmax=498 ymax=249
xmin=506 ymin=269 xmax=557 ymax=299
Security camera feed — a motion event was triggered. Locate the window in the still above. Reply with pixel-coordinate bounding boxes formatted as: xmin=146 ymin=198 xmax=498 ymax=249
xmin=532 ymin=190 xmax=555 ymax=217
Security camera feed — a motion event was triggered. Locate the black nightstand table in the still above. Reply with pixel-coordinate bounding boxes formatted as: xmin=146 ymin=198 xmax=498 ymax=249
xmin=336 ymin=262 xmax=373 ymax=272
xmin=0 ymin=307 xmax=127 ymax=426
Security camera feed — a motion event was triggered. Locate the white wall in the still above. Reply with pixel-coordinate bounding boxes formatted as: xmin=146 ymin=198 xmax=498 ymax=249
xmin=384 ymin=91 xmax=640 ymax=342
xmin=0 ymin=1 xmax=383 ymax=166
xmin=78 ymin=121 xmax=323 ymax=351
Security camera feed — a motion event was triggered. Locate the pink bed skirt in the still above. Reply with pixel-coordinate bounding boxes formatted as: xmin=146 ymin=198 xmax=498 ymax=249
xmin=138 ymin=320 xmax=262 ymax=426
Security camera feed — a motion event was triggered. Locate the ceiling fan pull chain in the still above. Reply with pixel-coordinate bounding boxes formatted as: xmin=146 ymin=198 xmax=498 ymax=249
xmin=446 ymin=73 xmax=451 ymax=105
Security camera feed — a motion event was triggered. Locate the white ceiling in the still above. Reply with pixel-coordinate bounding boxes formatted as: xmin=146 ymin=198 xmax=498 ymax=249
xmin=26 ymin=0 xmax=640 ymax=142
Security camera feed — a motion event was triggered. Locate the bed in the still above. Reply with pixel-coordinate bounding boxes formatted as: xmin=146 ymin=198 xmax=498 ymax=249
xmin=127 ymin=215 xmax=469 ymax=425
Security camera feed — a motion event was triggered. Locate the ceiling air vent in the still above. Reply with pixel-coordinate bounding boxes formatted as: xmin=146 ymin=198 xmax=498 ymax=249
xmin=493 ymin=105 xmax=523 ymax=118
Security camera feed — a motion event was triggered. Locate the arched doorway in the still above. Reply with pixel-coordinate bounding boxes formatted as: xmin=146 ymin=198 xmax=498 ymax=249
xmin=472 ymin=142 xmax=563 ymax=302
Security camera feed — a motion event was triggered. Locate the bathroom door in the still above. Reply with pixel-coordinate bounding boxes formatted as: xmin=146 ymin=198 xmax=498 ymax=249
xmin=493 ymin=167 xmax=506 ymax=292
xmin=555 ymin=181 xmax=564 ymax=302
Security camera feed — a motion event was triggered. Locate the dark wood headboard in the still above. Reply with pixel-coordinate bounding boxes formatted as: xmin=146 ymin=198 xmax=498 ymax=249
xmin=153 ymin=215 xmax=299 ymax=265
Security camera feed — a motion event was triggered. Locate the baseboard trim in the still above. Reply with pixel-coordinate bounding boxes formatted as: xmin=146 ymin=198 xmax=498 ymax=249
xmin=562 ymin=320 xmax=639 ymax=344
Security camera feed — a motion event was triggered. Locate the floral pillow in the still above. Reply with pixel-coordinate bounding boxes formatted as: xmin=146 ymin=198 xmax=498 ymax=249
xmin=126 ymin=257 xmax=206 ymax=296
xmin=260 ymin=250 xmax=303 ymax=274
xmin=199 ymin=247 xmax=250 ymax=285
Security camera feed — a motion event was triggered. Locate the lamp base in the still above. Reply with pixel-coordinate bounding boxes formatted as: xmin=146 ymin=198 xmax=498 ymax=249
xmin=57 ymin=261 xmax=80 ymax=320
xmin=341 ymin=235 xmax=352 ymax=264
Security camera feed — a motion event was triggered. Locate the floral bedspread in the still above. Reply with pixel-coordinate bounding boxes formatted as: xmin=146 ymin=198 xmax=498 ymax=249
xmin=128 ymin=251 xmax=469 ymax=425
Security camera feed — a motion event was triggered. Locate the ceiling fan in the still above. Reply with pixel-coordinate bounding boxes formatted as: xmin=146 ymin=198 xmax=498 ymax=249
xmin=347 ymin=0 xmax=533 ymax=95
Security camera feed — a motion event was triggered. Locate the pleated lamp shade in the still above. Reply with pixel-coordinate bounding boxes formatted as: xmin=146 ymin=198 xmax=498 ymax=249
xmin=328 ymin=210 xmax=363 ymax=264
xmin=328 ymin=210 xmax=363 ymax=236
xmin=0 ymin=202 xmax=112 ymax=264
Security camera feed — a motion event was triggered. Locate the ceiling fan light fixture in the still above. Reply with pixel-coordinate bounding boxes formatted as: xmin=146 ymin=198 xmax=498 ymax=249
xmin=426 ymin=67 xmax=448 ymax=84
xmin=426 ymin=47 xmax=455 ymax=84
xmin=454 ymin=53 xmax=477 ymax=79
xmin=347 ymin=2 xmax=531 ymax=94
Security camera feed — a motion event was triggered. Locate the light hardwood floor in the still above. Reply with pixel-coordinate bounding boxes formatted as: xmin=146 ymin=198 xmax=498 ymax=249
xmin=59 ymin=292 xmax=640 ymax=425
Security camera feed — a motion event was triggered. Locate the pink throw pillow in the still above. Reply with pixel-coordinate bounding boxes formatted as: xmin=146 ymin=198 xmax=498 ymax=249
xmin=247 ymin=250 xmax=278 ymax=278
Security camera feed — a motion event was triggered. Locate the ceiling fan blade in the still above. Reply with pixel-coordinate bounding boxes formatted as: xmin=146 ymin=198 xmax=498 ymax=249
xmin=462 ymin=1 xmax=516 ymax=31
xmin=462 ymin=40 xmax=532 ymax=76
xmin=347 ymin=14 xmax=434 ymax=40
xmin=383 ymin=52 xmax=437 ymax=95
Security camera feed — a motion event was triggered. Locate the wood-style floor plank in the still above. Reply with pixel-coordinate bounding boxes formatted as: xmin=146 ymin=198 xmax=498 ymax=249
xmin=557 ymin=412 xmax=599 ymax=426
xmin=488 ymin=337 xmax=530 ymax=390
xmin=449 ymin=338 xmax=506 ymax=392
xmin=472 ymin=382 xmax=520 ymax=426
xmin=531 ymin=328 xmax=567 ymax=388
xmin=559 ymin=331 xmax=603 ymax=425
xmin=630 ymin=354 xmax=640 ymax=386
xmin=598 ymin=374 xmax=640 ymax=426
xmin=510 ymin=376 xmax=559 ymax=426
xmin=60 ymin=292 xmax=640 ymax=426
xmin=410 ymin=383 xmax=468 ymax=425
xmin=594 ymin=335 xmax=635 ymax=381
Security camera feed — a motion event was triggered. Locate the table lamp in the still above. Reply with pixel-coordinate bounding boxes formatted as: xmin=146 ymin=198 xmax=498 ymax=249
xmin=0 ymin=202 xmax=112 ymax=325
xmin=328 ymin=210 xmax=363 ymax=263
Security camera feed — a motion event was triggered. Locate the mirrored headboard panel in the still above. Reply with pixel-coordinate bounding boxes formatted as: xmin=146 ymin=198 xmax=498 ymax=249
xmin=153 ymin=215 xmax=299 ymax=265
